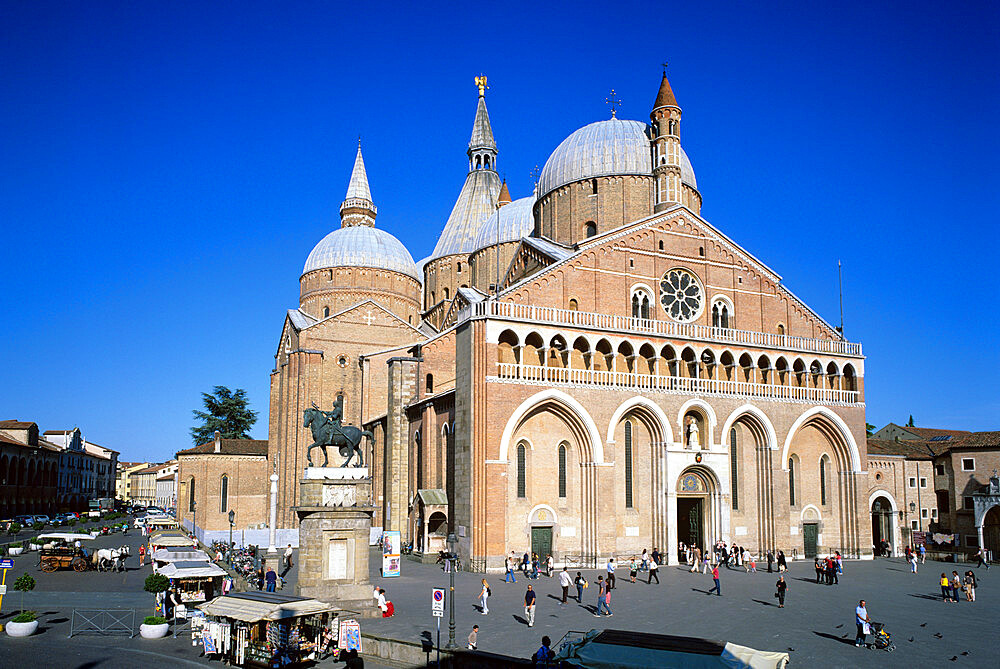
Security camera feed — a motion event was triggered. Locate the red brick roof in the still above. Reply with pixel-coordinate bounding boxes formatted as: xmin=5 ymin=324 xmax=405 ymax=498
xmin=0 ymin=420 xmax=36 ymax=429
xmin=904 ymin=427 xmax=971 ymax=440
xmin=949 ymin=431 xmax=1000 ymax=450
xmin=177 ymin=439 xmax=268 ymax=457
xmin=132 ymin=463 xmax=165 ymax=475
xmin=654 ymin=72 xmax=678 ymax=108
xmin=0 ymin=433 xmax=27 ymax=447
xmin=866 ymin=438 xmax=938 ymax=459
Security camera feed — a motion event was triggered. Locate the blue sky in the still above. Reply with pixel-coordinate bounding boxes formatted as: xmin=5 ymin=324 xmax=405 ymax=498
xmin=1 ymin=1 xmax=997 ymax=462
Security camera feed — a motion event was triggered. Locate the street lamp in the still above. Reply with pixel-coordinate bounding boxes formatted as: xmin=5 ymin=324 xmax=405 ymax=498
xmin=192 ymin=500 xmax=198 ymax=544
xmin=228 ymin=509 xmax=236 ymax=563
xmin=446 ymin=532 xmax=457 ymax=649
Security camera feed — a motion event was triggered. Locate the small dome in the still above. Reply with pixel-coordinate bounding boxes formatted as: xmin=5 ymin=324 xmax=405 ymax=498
xmin=538 ymin=118 xmax=696 ymax=198
xmin=472 ymin=196 xmax=535 ymax=252
xmin=303 ymin=226 xmax=419 ymax=280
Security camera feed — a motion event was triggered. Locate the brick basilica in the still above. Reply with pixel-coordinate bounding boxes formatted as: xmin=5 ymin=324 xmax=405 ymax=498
xmin=267 ymin=71 xmax=871 ymax=571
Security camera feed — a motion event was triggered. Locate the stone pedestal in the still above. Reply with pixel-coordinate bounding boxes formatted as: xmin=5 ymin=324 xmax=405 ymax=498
xmin=296 ymin=468 xmax=378 ymax=617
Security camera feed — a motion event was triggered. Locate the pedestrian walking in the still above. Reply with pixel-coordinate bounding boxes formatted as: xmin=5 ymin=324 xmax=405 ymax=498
xmin=749 ymin=555 xmax=757 ymax=573
xmin=976 ymin=547 xmax=990 ymax=569
xmin=533 ymin=636 xmax=555 ymax=666
xmin=559 ymin=566 xmax=571 ymax=605
xmin=835 ymin=551 xmax=843 ymax=575
xmin=504 ymin=554 xmax=517 ymax=583
xmin=641 ymin=548 xmax=649 ymax=570
xmin=594 ymin=576 xmax=606 ymax=616
xmin=523 ymin=584 xmax=536 ymax=627
xmin=651 ymin=547 xmax=660 ymax=565
xmin=574 ymin=571 xmax=587 ymax=603
xmin=266 ymin=567 xmax=278 ymax=593
xmin=777 ymin=550 xmax=787 ymax=573
xmin=602 ymin=583 xmax=614 ymax=616
xmin=545 ymin=554 xmax=553 ymax=577
xmin=909 ymin=552 xmax=918 ymax=574
xmin=766 ymin=550 xmax=774 ymax=573
xmin=814 ymin=558 xmax=823 ymax=583
xmin=467 ymin=625 xmax=478 ymax=650
xmin=648 ymin=556 xmax=660 ymax=584
xmin=702 ymin=552 xmax=711 ymax=574
xmin=775 ymin=575 xmax=787 ymax=607
xmin=629 ymin=557 xmax=638 ymax=583
xmin=477 ymin=578 xmax=490 ymax=614
xmin=690 ymin=547 xmax=701 ymax=573
xmin=139 ymin=543 xmax=146 ymax=567
xmin=951 ymin=571 xmax=962 ymax=602
xmin=606 ymin=557 xmax=616 ymax=589
xmin=919 ymin=544 xmax=926 ymax=564
xmin=964 ymin=570 xmax=977 ymax=602
xmin=940 ymin=573 xmax=952 ymax=602
xmin=522 ymin=552 xmax=530 ymax=575
xmin=257 ymin=564 xmax=265 ymax=590
xmin=707 ymin=564 xmax=721 ymax=596
xmin=855 ymin=599 xmax=871 ymax=647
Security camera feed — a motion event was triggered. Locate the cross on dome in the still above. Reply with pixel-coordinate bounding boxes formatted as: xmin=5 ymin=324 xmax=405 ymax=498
xmin=605 ymin=89 xmax=621 ymax=118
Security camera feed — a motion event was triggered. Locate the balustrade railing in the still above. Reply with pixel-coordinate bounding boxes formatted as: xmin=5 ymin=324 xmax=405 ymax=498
xmin=460 ymin=301 xmax=862 ymax=357
xmin=495 ymin=362 xmax=860 ymax=404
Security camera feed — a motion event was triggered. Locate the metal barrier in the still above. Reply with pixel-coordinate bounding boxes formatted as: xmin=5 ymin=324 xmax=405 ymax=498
xmin=68 ymin=608 xmax=136 ymax=638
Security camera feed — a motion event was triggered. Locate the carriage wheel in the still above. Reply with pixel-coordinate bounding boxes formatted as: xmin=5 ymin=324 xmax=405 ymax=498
xmin=41 ymin=558 xmax=59 ymax=573
xmin=72 ymin=557 xmax=89 ymax=572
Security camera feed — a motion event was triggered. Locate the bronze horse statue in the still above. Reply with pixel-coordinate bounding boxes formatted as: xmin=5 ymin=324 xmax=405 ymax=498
xmin=303 ymin=406 xmax=372 ymax=467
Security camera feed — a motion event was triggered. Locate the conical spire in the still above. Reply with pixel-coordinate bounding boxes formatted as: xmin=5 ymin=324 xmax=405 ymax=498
xmin=653 ymin=70 xmax=679 ymax=109
xmin=469 ymin=76 xmax=496 ymax=152
xmin=340 ymin=140 xmax=377 ymax=227
xmin=497 ymin=179 xmax=511 ymax=207
xmin=345 ymin=140 xmax=372 ymax=201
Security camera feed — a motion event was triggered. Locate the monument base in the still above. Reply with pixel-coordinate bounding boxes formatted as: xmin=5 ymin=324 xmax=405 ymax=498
xmin=296 ymin=475 xmax=379 ymax=618
xmin=303 ymin=466 xmax=369 ymax=480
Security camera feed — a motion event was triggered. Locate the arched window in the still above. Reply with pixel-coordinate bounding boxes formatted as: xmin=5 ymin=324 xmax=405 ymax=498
xmin=591 ymin=178 xmax=598 ymax=194
xmin=323 ymin=306 xmax=330 ymax=318
xmin=631 ymin=286 xmax=653 ymax=320
xmin=431 ymin=291 xmax=435 ymax=303
xmin=443 ymin=287 xmax=449 ymax=300
xmin=788 ymin=458 xmax=796 ymax=507
xmin=820 ymin=455 xmax=829 ymax=505
xmin=777 ymin=323 xmax=786 ymax=336
xmin=457 ymin=262 xmax=462 ymax=274
xmin=516 ymin=443 xmax=526 ymax=498
xmin=632 ymin=294 xmax=640 ymax=318
xmin=730 ymin=428 xmax=739 ymax=510
xmin=624 ymin=421 xmax=634 ymax=508
xmin=558 ymin=444 xmax=567 ymax=498
xmin=584 ymin=221 xmax=597 ymax=238
xmin=189 ymin=477 xmax=196 ymax=512
xmin=426 ymin=374 xmax=434 ymax=394
xmin=669 ymin=119 xmax=677 ymax=136
xmin=568 ymin=299 xmax=578 ymax=311
xmin=712 ymin=299 xmax=731 ymax=329
xmin=659 ymin=240 xmax=664 ymax=251
xmin=220 ymin=475 xmax=229 ymax=512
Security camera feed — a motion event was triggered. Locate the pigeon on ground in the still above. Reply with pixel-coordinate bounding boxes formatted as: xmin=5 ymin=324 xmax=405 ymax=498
xmin=962 ymin=651 xmax=970 ymax=656
xmin=908 ymin=637 xmax=914 ymax=642
xmin=835 ymin=624 xmax=843 ymax=629
xmin=787 ymin=647 xmax=795 ymax=652
xmin=920 ymin=623 xmax=927 ymax=627
xmin=841 ymin=633 xmax=849 ymax=638
xmin=934 ymin=633 xmax=943 ymax=639
xmin=950 ymin=657 xmax=958 ymax=662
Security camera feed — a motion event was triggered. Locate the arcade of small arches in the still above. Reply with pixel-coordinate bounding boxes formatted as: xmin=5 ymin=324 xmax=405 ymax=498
xmin=0 ymin=453 xmax=60 ymax=516
xmin=494 ymin=328 xmax=859 ymax=393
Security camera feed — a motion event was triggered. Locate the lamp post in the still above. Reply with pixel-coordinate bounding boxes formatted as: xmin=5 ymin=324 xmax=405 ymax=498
xmin=228 ymin=509 xmax=236 ymax=562
xmin=909 ymin=501 xmax=917 ymax=541
xmin=192 ymin=500 xmax=198 ymax=544
xmin=446 ymin=532 xmax=457 ymax=649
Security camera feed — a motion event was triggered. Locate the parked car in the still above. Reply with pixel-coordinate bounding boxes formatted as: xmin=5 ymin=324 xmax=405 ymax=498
xmin=14 ymin=515 xmax=33 ymax=527
xmin=146 ymin=506 xmax=164 ymax=514
xmin=33 ymin=515 xmax=52 ymax=526
xmin=50 ymin=516 xmax=65 ymax=527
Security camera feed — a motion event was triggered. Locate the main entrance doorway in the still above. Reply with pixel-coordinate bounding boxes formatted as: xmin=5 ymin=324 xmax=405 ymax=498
xmin=803 ymin=523 xmax=818 ymax=558
xmin=677 ymin=498 xmax=704 ymax=550
xmin=984 ymin=506 xmax=1000 ymax=560
xmin=531 ymin=526 xmax=552 ymax=559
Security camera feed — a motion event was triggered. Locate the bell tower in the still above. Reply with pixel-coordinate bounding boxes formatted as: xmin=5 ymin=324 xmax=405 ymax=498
xmin=651 ymin=66 xmax=683 ymax=212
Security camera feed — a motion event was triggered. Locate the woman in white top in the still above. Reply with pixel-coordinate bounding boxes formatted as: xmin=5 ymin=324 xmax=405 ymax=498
xmin=478 ymin=579 xmax=490 ymax=614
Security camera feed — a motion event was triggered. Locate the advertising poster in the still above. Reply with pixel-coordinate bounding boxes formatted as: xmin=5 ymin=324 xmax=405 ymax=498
xmin=338 ymin=619 xmax=362 ymax=651
xmin=382 ymin=530 xmax=401 ymax=577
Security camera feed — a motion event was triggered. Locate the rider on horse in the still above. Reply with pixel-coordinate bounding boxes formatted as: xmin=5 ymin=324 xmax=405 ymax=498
xmin=312 ymin=395 xmax=346 ymax=442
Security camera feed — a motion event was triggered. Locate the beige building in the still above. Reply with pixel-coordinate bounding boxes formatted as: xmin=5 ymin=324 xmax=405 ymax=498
xmin=117 ymin=461 xmax=150 ymax=502
xmin=176 ymin=432 xmax=269 ymax=545
xmin=128 ymin=463 xmax=162 ymax=506
xmin=264 ymin=71 xmax=876 ymax=569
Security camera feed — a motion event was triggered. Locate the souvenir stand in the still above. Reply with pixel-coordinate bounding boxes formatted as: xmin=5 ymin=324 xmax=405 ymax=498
xmin=198 ymin=592 xmax=345 ymax=667
xmin=160 ymin=560 xmax=228 ymax=605
xmin=152 ymin=547 xmax=212 ymax=572
xmin=147 ymin=517 xmax=181 ymax=530
xmin=149 ymin=529 xmax=198 ymax=552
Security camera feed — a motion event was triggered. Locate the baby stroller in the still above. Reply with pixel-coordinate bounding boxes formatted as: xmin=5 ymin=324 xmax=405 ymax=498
xmin=868 ymin=622 xmax=895 ymax=652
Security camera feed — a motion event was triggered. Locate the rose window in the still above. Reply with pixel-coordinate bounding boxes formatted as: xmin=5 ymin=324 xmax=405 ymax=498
xmin=659 ymin=269 xmax=703 ymax=322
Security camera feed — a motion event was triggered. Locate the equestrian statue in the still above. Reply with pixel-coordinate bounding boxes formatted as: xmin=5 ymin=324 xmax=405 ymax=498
xmin=303 ymin=395 xmax=372 ymax=468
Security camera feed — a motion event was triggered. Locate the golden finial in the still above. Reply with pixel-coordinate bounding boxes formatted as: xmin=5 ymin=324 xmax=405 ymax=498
xmin=605 ymin=89 xmax=621 ymax=118
xmin=475 ymin=75 xmax=488 ymax=97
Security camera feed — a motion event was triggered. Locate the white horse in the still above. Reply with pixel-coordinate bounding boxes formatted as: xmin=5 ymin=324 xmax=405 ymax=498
xmin=96 ymin=545 xmax=130 ymax=572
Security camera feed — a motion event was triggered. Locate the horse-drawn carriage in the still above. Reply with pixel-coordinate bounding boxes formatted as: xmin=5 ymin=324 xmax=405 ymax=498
xmin=37 ymin=533 xmax=97 ymax=572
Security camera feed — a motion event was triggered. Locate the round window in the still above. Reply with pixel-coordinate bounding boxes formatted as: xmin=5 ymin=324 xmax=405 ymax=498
xmin=659 ymin=268 xmax=703 ymax=322
xmin=337 ymin=356 xmax=348 ymax=368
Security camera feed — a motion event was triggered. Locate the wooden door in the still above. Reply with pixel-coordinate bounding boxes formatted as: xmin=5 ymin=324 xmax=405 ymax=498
xmin=531 ymin=526 xmax=552 ymax=559
xmin=803 ymin=523 xmax=818 ymax=558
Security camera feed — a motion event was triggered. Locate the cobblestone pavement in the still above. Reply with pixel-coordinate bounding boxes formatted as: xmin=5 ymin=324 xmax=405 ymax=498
xmin=365 ymin=551 xmax=996 ymax=667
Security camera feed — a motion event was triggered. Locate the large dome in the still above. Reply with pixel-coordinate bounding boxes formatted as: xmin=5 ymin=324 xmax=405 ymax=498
xmin=538 ymin=118 xmax=696 ymax=198
xmin=472 ymin=196 xmax=535 ymax=252
xmin=303 ymin=226 xmax=420 ymax=281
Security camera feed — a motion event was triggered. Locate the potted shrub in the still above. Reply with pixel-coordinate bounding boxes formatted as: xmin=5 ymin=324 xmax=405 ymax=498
xmin=8 ymin=541 xmax=24 ymax=556
xmin=6 ymin=574 xmax=38 ymax=637
xmin=140 ymin=574 xmax=170 ymax=639
xmin=8 ymin=522 xmax=21 ymax=536
xmin=31 ymin=522 xmax=44 ymax=532
xmin=28 ymin=537 xmax=42 ymax=551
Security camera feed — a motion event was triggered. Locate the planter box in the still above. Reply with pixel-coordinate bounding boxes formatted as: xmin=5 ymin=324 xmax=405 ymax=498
xmin=139 ymin=623 xmax=169 ymax=639
xmin=8 ymin=547 xmax=24 ymax=555
xmin=6 ymin=620 xmax=39 ymax=637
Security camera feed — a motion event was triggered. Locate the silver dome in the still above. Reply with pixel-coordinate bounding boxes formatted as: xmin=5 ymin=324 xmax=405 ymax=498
xmin=538 ymin=118 xmax=696 ymax=198
xmin=303 ymin=225 xmax=419 ymax=280
xmin=472 ymin=196 xmax=535 ymax=252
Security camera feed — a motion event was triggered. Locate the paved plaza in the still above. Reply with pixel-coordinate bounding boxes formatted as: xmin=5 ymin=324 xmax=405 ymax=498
xmin=366 ymin=550 xmax=996 ymax=667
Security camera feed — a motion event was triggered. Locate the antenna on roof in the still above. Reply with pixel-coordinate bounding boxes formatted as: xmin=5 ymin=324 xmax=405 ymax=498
xmin=837 ymin=260 xmax=844 ymax=337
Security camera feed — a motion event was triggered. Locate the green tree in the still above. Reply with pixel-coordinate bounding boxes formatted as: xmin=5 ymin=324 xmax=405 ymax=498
xmin=907 ymin=415 xmax=915 ymax=427
xmin=866 ymin=423 xmax=876 ymax=436
xmin=13 ymin=573 xmax=35 ymax=615
xmin=190 ymin=386 xmax=258 ymax=446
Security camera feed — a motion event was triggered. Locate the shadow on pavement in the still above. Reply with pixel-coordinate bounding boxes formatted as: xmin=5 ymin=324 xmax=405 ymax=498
xmin=908 ymin=593 xmax=941 ymax=601
xmin=751 ymin=599 xmax=775 ymax=607
xmin=813 ymin=631 xmax=856 ymax=646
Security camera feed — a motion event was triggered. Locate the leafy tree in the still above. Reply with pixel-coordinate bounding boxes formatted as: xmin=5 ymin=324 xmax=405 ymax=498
xmin=866 ymin=423 xmax=876 ymax=436
xmin=13 ymin=573 xmax=35 ymax=615
xmin=144 ymin=573 xmax=170 ymax=617
xmin=907 ymin=415 xmax=915 ymax=427
xmin=190 ymin=386 xmax=258 ymax=446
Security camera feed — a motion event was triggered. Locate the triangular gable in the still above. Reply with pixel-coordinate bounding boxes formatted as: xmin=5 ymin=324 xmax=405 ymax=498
xmin=441 ymin=286 xmax=487 ymax=330
xmin=302 ymin=299 xmax=424 ymax=336
xmin=497 ymin=204 xmax=844 ymax=341
xmin=500 ymin=236 xmax=574 ymax=291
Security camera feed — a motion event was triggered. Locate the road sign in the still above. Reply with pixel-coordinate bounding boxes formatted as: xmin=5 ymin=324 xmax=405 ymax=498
xmin=0 ymin=585 xmax=6 ymax=595
xmin=0 ymin=559 xmax=13 ymax=569
xmin=432 ymin=587 xmax=445 ymax=616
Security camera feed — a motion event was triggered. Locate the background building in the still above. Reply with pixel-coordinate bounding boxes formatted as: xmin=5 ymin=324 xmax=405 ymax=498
xmin=45 ymin=428 xmax=119 ymax=509
xmin=155 ymin=461 xmax=178 ymax=510
xmin=116 ymin=461 xmax=150 ymax=502
xmin=0 ymin=420 xmax=60 ymax=517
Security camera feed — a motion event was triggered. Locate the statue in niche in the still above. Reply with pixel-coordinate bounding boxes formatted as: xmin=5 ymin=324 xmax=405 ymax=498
xmin=686 ymin=415 xmax=700 ymax=449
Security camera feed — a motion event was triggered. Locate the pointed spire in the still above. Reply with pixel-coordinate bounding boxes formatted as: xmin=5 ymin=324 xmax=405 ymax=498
xmin=654 ymin=68 xmax=679 ymax=109
xmin=340 ymin=140 xmax=377 ymax=227
xmin=469 ymin=77 xmax=496 ymax=152
xmin=345 ymin=139 xmax=372 ymax=201
xmin=497 ymin=179 xmax=511 ymax=207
